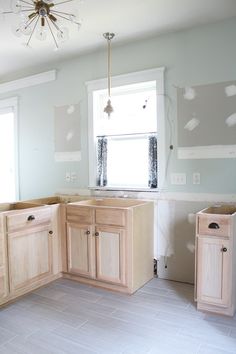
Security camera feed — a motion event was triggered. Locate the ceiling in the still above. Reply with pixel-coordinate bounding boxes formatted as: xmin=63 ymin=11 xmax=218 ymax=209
xmin=0 ymin=0 xmax=236 ymax=81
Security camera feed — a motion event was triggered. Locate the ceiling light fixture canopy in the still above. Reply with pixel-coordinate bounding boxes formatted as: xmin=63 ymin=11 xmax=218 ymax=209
xmin=103 ymin=32 xmax=115 ymax=118
xmin=1 ymin=0 xmax=83 ymax=49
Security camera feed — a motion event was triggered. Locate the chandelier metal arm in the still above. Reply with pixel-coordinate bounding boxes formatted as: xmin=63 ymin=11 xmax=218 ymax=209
xmin=18 ymin=0 xmax=34 ymax=6
xmin=26 ymin=15 xmax=40 ymax=46
xmin=46 ymin=16 xmax=59 ymax=49
xmin=49 ymin=16 xmax=61 ymax=32
xmin=20 ymin=13 xmax=39 ymax=30
xmin=53 ymin=0 xmax=75 ymax=6
xmin=51 ymin=11 xmax=81 ymax=25
xmin=50 ymin=9 xmax=75 ymax=17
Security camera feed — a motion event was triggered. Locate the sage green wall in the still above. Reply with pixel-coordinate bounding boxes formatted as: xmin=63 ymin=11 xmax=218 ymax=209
xmin=1 ymin=17 xmax=236 ymax=199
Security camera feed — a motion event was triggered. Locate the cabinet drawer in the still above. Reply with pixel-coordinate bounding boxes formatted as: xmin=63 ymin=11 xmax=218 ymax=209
xmin=95 ymin=208 xmax=126 ymax=227
xmin=198 ymin=215 xmax=231 ymax=237
xmin=67 ymin=206 xmax=93 ymax=224
xmin=7 ymin=207 xmax=51 ymax=233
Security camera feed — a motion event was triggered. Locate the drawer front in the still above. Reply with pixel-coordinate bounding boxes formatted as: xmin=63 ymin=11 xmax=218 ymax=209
xmin=67 ymin=206 xmax=93 ymax=225
xmin=95 ymin=208 xmax=126 ymax=227
xmin=7 ymin=207 xmax=51 ymax=233
xmin=198 ymin=215 xmax=231 ymax=237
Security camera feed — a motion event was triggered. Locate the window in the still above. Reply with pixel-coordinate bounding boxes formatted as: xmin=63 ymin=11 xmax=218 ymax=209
xmin=87 ymin=68 xmax=165 ymax=191
xmin=0 ymin=98 xmax=18 ymax=202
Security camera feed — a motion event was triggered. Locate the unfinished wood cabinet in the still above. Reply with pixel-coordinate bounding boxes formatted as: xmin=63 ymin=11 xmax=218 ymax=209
xmin=195 ymin=206 xmax=236 ymax=316
xmin=7 ymin=207 xmax=53 ymax=295
xmin=66 ymin=207 xmax=126 ymax=286
xmin=66 ymin=200 xmax=154 ymax=294
xmin=0 ymin=215 xmax=8 ymax=303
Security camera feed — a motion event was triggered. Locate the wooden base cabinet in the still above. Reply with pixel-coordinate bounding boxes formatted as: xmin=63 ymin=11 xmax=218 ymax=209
xmin=5 ymin=206 xmax=55 ymax=298
xmin=195 ymin=206 xmax=236 ymax=316
xmin=66 ymin=200 xmax=154 ymax=294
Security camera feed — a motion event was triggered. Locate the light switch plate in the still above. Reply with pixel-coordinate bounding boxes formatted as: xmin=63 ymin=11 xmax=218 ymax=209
xmin=193 ymin=172 xmax=200 ymax=185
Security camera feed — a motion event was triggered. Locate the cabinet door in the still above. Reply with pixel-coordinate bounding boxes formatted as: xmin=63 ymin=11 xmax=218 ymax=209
xmin=95 ymin=225 xmax=126 ymax=285
xmin=67 ymin=223 xmax=94 ymax=278
xmin=197 ymin=237 xmax=230 ymax=307
xmin=8 ymin=225 xmax=53 ymax=292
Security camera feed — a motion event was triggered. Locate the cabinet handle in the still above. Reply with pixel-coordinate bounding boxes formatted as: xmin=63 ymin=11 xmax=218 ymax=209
xmin=86 ymin=230 xmax=90 ymax=235
xmin=27 ymin=215 xmax=35 ymax=221
xmin=95 ymin=232 xmax=99 ymax=237
xmin=49 ymin=230 xmax=53 ymax=235
xmin=208 ymin=222 xmax=220 ymax=229
xmin=222 ymin=247 xmax=227 ymax=252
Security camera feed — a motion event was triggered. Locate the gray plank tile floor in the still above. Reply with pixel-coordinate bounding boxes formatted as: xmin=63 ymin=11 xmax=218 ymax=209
xmin=0 ymin=278 xmax=236 ymax=354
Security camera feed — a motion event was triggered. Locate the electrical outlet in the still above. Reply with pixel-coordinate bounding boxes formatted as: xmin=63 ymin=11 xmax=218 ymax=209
xmin=71 ymin=172 xmax=77 ymax=182
xmin=170 ymin=173 xmax=186 ymax=185
xmin=193 ymin=172 xmax=200 ymax=185
xmin=65 ymin=172 xmax=71 ymax=182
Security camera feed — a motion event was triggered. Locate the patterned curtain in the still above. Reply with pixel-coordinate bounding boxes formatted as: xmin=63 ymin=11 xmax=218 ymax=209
xmin=96 ymin=137 xmax=108 ymax=186
xmin=148 ymin=135 xmax=157 ymax=188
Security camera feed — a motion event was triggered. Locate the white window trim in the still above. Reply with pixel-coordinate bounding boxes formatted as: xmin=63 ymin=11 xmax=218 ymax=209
xmin=0 ymin=97 xmax=19 ymax=201
xmin=86 ymin=67 xmax=166 ymax=191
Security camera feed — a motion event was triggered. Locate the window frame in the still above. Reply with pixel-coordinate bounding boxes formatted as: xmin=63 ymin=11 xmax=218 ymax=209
xmin=86 ymin=67 xmax=165 ymax=191
xmin=0 ymin=97 xmax=19 ymax=201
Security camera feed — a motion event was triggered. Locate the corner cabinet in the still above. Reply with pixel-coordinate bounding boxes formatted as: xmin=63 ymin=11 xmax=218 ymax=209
xmin=6 ymin=206 xmax=54 ymax=297
xmin=195 ymin=206 xmax=236 ymax=316
xmin=65 ymin=200 xmax=154 ymax=294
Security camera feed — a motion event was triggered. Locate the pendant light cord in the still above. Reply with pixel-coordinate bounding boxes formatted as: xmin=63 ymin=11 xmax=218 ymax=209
xmin=108 ymin=38 xmax=111 ymax=98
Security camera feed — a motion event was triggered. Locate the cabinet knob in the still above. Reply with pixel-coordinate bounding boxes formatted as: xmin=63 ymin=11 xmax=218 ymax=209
xmin=222 ymin=247 xmax=227 ymax=252
xmin=49 ymin=230 xmax=53 ymax=235
xmin=86 ymin=230 xmax=90 ymax=235
xmin=208 ymin=222 xmax=220 ymax=229
xmin=95 ymin=232 xmax=99 ymax=237
xmin=27 ymin=215 xmax=35 ymax=221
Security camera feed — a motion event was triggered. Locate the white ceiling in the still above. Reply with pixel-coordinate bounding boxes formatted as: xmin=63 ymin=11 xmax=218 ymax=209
xmin=0 ymin=0 xmax=236 ymax=81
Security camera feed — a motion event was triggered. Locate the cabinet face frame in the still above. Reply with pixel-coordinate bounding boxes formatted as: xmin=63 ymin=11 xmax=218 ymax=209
xmin=8 ymin=224 xmax=53 ymax=293
xmin=67 ymin=222 xmax=95 ymax=278
xmin=0 ymin=216 xmax=8 ymax=301
xmin=95 ymin=225 xmax=126 ymax=285
xmin=196 ymin=234 xmax=231 ymax=308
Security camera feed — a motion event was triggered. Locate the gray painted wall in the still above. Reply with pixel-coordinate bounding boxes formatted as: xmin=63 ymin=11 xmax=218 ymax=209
xmin=1 ymin=18 xmax=236 ymax=283
xmin=0 ymin=17 xmax=235 ymax=198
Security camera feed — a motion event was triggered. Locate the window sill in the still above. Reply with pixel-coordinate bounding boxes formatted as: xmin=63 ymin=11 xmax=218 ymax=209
xmin=89 ymin=186 xmax=159 ymax=193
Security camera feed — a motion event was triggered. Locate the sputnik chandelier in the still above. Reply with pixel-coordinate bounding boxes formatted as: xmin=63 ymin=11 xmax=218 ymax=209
xmin=1 ymin=0 xmax=82 ymax=49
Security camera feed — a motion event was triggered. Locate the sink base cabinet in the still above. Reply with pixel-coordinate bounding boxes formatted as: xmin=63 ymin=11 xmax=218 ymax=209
xmin=66 ymin=202 xmax=154 ymax=294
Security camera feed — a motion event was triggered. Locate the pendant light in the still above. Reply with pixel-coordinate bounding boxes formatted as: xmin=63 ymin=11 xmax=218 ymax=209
xmin=103 ymin=32 xmax=115 ymax=118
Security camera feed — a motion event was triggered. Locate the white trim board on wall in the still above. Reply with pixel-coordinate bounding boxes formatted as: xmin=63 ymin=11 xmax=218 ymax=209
xmin=0 ymin=70 xmax=56 ymax=94
xmin=178 ymin=145 xmax=236 ymax=159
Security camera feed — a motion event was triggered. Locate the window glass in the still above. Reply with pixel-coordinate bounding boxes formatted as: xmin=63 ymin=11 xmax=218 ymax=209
xmin=0 ymin=110 xmax=17 ymax=202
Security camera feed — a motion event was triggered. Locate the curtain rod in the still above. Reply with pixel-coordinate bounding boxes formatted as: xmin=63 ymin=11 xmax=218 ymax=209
xmin=96 ymin=132 xmax=157 ymax=138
